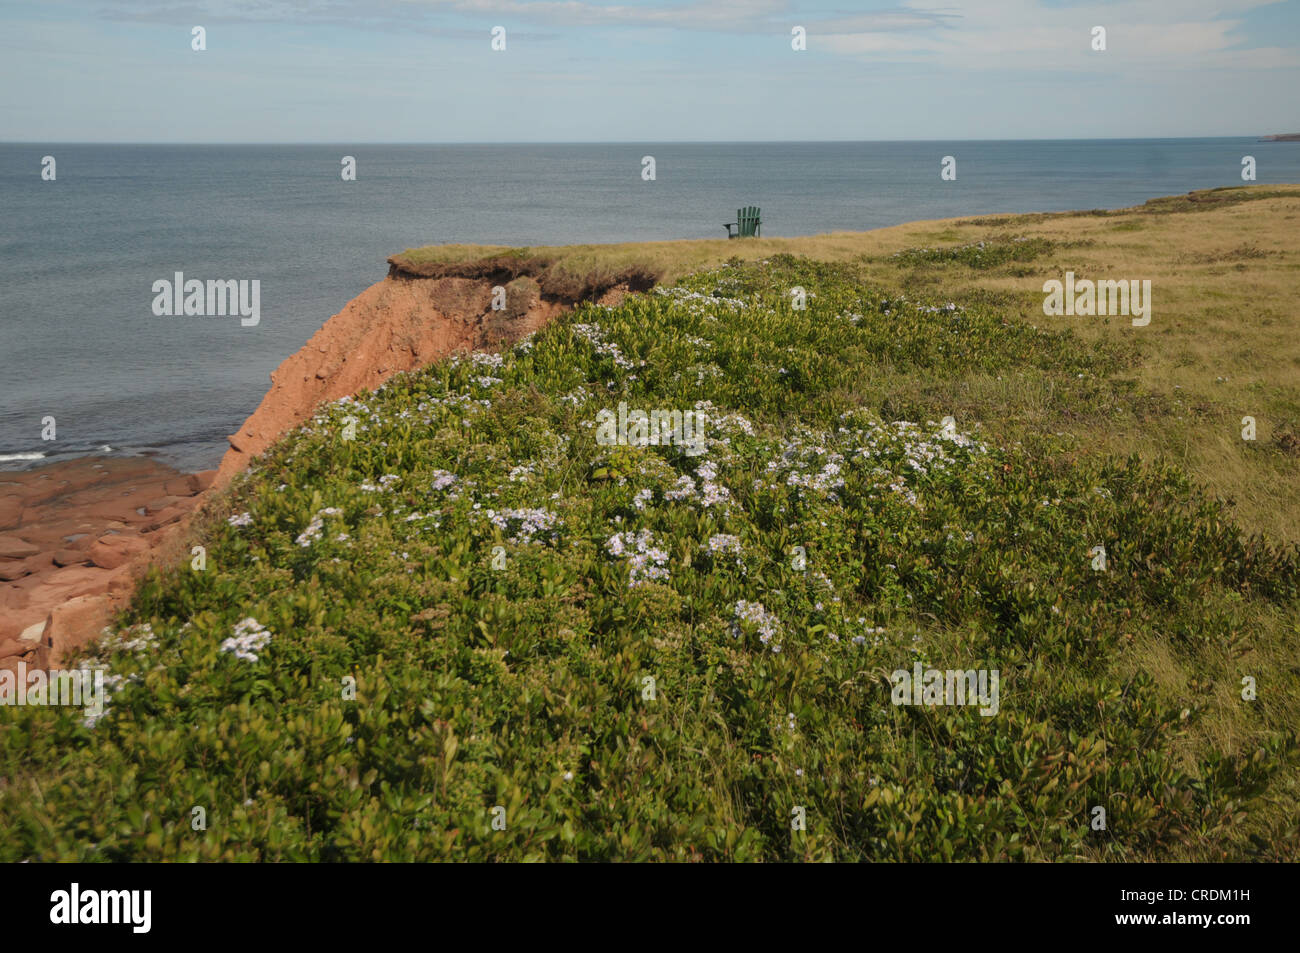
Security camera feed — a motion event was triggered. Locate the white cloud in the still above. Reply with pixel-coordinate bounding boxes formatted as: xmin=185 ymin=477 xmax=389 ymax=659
xmin=816 ymin=0 xmax=1298 ymax=70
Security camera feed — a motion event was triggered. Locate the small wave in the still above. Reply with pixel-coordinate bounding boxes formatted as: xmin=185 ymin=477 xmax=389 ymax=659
xmin=0 ymin=451 xmax=47 ymax=462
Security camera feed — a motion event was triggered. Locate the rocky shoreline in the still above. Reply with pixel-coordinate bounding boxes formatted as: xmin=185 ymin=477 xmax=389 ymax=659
xmin=0 ymin=457 xmax=213 ymax=672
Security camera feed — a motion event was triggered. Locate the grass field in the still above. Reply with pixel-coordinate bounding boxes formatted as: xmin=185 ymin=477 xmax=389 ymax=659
xmin=2 ymin=187 xmax=1297 ymax=861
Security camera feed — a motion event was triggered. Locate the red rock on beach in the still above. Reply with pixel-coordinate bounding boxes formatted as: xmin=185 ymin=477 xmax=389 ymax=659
xmin=0 ymin=496 xmax=23 ymax=530
xmin=34 ymin=594 xmax=117 ymax=670
xmin=87 ymin=534 xmax=149 ymax=570
xmin=0 ymin=535 xmax=39 ymax=559
xmin=0 ymin=456 xmax=208 ymax=657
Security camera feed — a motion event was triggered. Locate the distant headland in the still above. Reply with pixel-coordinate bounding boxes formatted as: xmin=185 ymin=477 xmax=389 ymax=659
xmin=1258 ymin=133 xmax=1300 ymax=141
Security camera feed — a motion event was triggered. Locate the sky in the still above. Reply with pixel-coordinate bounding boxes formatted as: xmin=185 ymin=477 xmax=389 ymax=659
xmin=1 ymin=0 xmax=1297 ymax=142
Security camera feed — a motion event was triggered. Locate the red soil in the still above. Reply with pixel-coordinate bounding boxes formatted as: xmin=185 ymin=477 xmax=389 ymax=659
xmin=214 ymin=272 xmax=574 ymax=487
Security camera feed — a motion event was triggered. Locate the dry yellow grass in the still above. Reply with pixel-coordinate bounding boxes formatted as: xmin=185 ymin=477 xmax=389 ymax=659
xmin=401 ymin=184 xmax=1300 ymax=541
xmin=865 ymin=186 xmax=1300 ymax=543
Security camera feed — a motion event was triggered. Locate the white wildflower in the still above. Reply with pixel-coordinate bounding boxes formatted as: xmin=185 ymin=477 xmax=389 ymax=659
xmin=220 ymin=617 xmax=273 ymax=662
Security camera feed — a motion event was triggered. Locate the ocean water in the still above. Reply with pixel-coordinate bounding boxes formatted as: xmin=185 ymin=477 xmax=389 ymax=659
xmin=2 ymin=139 xmax=1297 ymax=473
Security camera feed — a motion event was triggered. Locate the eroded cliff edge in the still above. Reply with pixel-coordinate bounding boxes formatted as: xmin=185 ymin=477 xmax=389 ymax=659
xmin=215 ymin=257 xmax=656 ymax=487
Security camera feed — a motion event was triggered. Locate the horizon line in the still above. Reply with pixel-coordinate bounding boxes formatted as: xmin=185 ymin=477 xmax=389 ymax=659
xmin=2 ymin=135 xmax=1293 ymax=147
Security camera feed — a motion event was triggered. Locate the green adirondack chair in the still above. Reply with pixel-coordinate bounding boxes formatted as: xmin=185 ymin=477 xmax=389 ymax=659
xmin=724 ymin=206 xmax=761 ymax=239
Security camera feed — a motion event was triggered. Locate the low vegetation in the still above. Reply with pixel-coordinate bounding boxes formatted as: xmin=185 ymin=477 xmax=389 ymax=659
xmin=3 ymin=254 xmax=1297 ymax=861
xmin=888 ymin=236 xmax=1059 ymax=269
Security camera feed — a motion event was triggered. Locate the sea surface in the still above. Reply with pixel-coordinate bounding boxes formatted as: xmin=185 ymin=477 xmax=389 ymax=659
xmin=2 ymin=139 xmax=1298 ymax=472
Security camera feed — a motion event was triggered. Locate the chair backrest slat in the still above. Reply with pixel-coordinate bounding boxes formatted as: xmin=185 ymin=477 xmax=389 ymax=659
xmin=727 ymin=206 xmax=761 ymax=238
xmin=739 ymin=206 xmax=759 ymax=237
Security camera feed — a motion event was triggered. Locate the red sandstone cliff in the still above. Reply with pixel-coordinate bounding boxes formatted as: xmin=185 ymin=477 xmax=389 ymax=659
xmin=215 ymin=272 xmax=571 ymax=486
